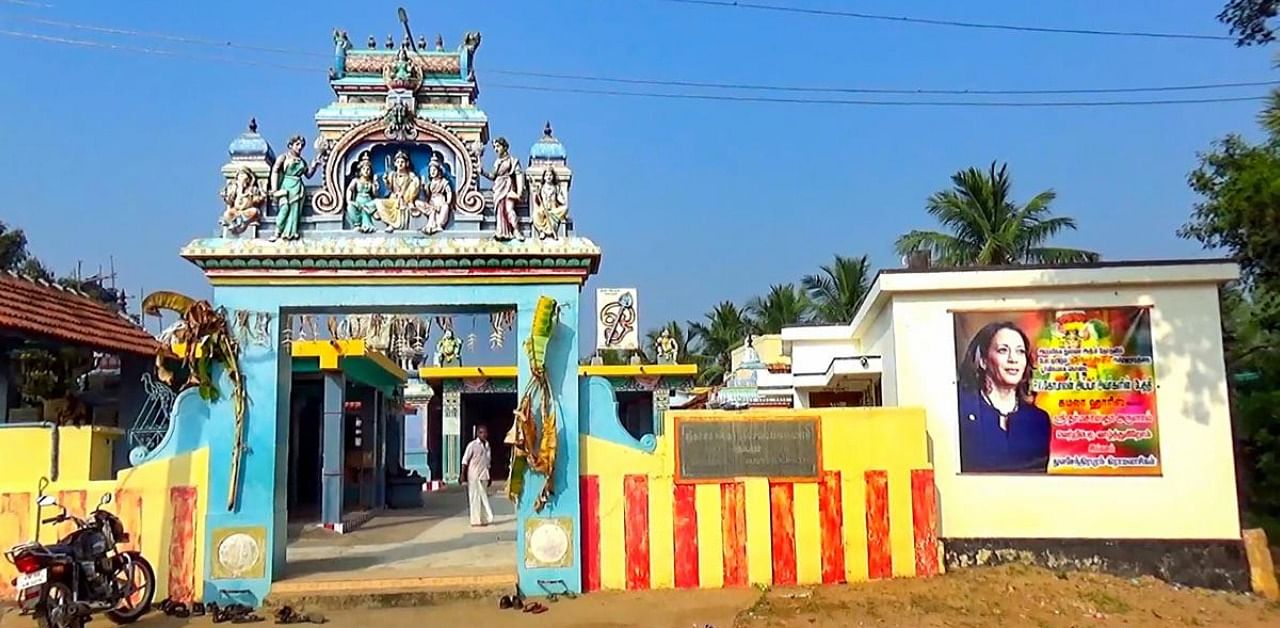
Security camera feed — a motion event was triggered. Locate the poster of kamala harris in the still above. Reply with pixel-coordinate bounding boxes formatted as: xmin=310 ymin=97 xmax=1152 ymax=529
xmin=951 ymin=307 xmax=1160 ymax=476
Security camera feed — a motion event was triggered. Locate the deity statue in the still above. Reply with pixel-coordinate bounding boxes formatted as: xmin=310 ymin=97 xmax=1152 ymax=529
xmin=383 ymin=46 xmax=421 ymax=90
xmin=219 ymin=166 xmax=266 ymax=235
xmin=374 ymin=150 xmax=424 ymax=232
xmin=344 ymin=153 xmax=379 ymax=233
xmin=269 ymin=135 xmax=325 ymax=241
xmin=421 ymin=155 xmax=454 ymax=235
xmin=481 ymin=137 xmax=524 ymax=241
xmin=655 ymin=329 xmax=679 ymax=364
xmin=531 ymin=169 xmax=568 ymax=240
xmin=435 ymin=329 xmax=462 ymax=367
xmin=333 ymin=29 xmax=351 ymax=78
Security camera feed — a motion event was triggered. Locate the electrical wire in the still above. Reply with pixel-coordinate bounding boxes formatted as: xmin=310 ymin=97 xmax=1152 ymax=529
xmin=658 ymin=0 xmax=1234 ymax=42
xmin=490 ymin=69 xmax=1280 ymax=96
xmin=2 ymin=17 xmax=1265 ymax=97
xmin=0 ymin=30 xmax=315 ymax=72
xmin=488 ymin=81 xmax=1269 ymax=107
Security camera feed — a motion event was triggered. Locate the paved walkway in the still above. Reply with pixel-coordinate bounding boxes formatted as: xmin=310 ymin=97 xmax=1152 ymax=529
xmin=283 ymin=483 xmax=516 ymax=581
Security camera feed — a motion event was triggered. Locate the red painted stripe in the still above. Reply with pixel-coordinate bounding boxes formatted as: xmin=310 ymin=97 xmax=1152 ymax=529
xmin=672 ymin=483 xmax=700 ymax=589
xmin=623 ymin=475 xmax=651 ymax=590
xmin=114 ymin=489 xmax=144 ymax=554
xmin=580 ymin=476 xmax=601 ymax=592
xmin=911 ymin=469 xmax=940 ymax=576
xmin=769 ymin=482 xmax=797 ymax=586
xmin=168 ymin=487 xmax=198 ymax=603
xmin=818 ymin=470 xmax=846 ymax=584
xmin=865 ymin=470 xmax=892 ymax=579
xmin=720 ymin=482 xmax=748 ymax=587
xmin=0 ymin=493 xmax=32 ymax=598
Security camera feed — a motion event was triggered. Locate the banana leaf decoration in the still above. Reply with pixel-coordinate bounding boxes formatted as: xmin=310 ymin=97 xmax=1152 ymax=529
xmin=507 ymin=296 xmax=560 ymax=511
xmin=143 ymin=291 xmax=249 ymax=511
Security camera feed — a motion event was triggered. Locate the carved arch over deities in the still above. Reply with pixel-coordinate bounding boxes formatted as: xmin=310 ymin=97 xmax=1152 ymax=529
xmin=312 ymin=116 xmax=485 ymax=216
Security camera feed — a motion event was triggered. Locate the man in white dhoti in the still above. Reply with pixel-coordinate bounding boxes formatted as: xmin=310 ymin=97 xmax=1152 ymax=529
xmin=460 ymin=424 xmax=494 ymax=527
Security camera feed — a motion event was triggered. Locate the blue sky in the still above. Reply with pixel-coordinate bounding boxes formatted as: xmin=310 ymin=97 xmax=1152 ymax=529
xmin=0 ymin=1 xmax=1271 ymax=347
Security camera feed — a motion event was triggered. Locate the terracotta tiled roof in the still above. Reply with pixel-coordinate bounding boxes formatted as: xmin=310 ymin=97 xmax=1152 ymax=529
xmin=0 ymin=272 xmax=160 ymax=356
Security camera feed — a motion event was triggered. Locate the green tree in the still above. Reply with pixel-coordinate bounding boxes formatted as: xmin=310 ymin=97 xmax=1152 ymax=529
xmin=1219 ymin=0 xmax=1279 ymax=46
xmin=0 ymin=221 xmax=52 ymax=280
xmin=746 ymin=284 xmax=811 ymax=334
xmin=802 ymin=254 xmax=872 ymax=325
xmin=688 ymin=301 xmax=750 ymax=385
xmin=895 ymin=162 xmax=1099 ymax=267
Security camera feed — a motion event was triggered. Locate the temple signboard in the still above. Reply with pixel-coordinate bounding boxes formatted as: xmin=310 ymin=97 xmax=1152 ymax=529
xmin=674 ymin=416 xmax=821 ymax=483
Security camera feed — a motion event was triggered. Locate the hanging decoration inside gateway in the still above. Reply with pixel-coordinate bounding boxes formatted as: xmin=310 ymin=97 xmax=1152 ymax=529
xmin=507 ymin=296 xmax=560 ymax=512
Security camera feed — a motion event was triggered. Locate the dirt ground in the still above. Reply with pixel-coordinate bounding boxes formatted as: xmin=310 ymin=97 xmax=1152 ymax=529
xmin=2 ymin=565 xmax=1277 ymax=627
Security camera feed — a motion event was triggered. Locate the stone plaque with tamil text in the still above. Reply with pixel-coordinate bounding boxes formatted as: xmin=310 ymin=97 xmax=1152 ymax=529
xmin=675 ymin=417 xmax=820 ymax=482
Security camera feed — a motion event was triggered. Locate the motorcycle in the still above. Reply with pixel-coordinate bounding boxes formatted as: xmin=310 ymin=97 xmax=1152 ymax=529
xmin=4 ymin=479 xmax=156 ymax=628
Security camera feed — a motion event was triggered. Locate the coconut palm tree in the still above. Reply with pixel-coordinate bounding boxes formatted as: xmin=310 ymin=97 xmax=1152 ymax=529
xmin=803 ymin=254 xmax=873 ymax=325
xmin=688 ymin=301 xmax=750 ymax=385
xmin=895 ymin=162 xmax=1099 ymax=267
xmin=746 ymin=284 xmax=812 ymax=334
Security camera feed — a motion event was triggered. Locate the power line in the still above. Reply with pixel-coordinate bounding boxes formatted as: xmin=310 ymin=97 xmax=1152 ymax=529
xmin=658 ymin=0 xmax=1234 ymax=42
xmin=2 ymin=26 xmax=1267 ymax=108
xmin=0 ymin=30 xmax=315 ymax=72
xmin=491 ymin=69 xmax=1280 ymax=96
xmin=8 ymin=15 xmax=1262 ymax=97
xmin=488 ymin=81 xmax=1269 ymax=108
xmin=9 ymin=16 xmax=327 ymax=57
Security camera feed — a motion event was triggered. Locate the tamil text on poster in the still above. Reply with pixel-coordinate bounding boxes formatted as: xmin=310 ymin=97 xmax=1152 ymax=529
xmin=951 ymin=307 xmax=1160 ymax=476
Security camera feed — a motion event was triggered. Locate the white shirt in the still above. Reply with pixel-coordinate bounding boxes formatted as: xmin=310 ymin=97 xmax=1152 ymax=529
xmin=461 ymin=438 xmax=491 ymax=481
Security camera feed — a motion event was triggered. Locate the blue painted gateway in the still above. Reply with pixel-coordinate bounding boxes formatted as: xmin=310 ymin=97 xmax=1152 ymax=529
xmin=178 ymin=22 xmax=605 ymax=604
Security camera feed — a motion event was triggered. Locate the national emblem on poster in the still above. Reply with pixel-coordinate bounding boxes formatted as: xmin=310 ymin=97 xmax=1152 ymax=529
xmin=595 ymin=288 xmax=639 ymax=351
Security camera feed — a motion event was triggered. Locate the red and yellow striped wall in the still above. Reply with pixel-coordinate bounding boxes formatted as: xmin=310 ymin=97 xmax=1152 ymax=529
xmin=579 ymin=407 xmax=939 ymax=590
xmin=0 ymin=427 xmax=209 ymax=602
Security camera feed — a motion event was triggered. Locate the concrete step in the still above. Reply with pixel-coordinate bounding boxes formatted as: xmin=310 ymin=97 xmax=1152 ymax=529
xmin=266 ymin=573 xmax=516 ymax=611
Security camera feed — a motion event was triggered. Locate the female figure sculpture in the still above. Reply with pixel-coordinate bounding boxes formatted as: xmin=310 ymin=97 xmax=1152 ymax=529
xmin=481 ymin=137 xmax=524 ymax=241
xmin=219 ymin=166 xmax=266 ymax=234
xmin=270 ymin=135 xmax=324 ymax=241
xmin=435 ymin=329 xmax=462 ymax=367
xmin=422 ymin=155 xmax=455 ymax=235
xmin=345 ymin=154 xmax=379 ymax=233
xmin=374 ymin=150 xmax=423 ymax=232
xmin=531 ymin=169 xmax=568 ymax=240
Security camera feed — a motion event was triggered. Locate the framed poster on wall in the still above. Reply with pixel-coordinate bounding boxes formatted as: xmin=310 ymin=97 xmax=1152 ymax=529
xmin=952 ymin=307 xmax=1160 ymax=476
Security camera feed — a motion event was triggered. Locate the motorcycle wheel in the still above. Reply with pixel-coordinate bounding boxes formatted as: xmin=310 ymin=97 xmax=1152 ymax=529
xmin=105 ymin=555 xmax=156 ymax=625
xmin=37 ymin=582 xmax=84 ymax=628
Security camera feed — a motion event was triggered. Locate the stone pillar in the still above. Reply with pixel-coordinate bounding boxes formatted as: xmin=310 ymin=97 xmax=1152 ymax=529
xmin=402 ymin=380 xmax=433 ymax=480
xmin=372 ymin=389 xmax=386 ymax=508
xmin=320 ymin=371 xmax=346 ymax=527
xmin=652 ymin=387 xmax=670 ymax=436
xmin=441 ymin=386 xmax=461 ymax=483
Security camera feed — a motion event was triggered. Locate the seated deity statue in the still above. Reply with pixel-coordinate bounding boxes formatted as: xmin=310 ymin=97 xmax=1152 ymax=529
xmin=531 ymin=168 xmax=568 ymax=240
xmin=373 ymin=150 xmax=424 ymax=232
xmin=422 ymin=155 xmax=455 ymax=235
xmin=345 ymin=153 xmax=379 ymax=233
xmin=219 ymin=166 xmax=266 ymax=234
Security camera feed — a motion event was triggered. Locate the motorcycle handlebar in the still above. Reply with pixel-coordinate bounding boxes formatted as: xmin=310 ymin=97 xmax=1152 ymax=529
xmin=41 ymin=516 xmax=62 ymax=525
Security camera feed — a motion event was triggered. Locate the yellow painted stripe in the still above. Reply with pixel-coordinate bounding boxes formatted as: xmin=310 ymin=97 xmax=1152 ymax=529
xmin=743 ymin=478 xmax=772 ymax=587
xmin=419 ymin=366 xmax=519 ymax=380
xmin=578 ymin=364 xmax=699 ymax=377
xmin=888 ymin=468 xmax=917 ymax=578
xmin=843 ymin=470 xmax=869 ymax=582
xmin=793 ymin=481 xmax=821 ymax=585
xmin=598 ymin=475 xmax=627 ymax=591
xmin=694 ymin=483 xmax=724 ymax=589
xmin=649 ymin=475 xmax=675 ymax=590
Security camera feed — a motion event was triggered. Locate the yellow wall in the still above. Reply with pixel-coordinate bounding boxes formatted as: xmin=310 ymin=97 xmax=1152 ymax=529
xmin=731 ymin=335 xmax=789 ymax=369
xmin=0 ymin=426 xmax=209 ymax=602
xmin=580 ymin=407 xmax=936 ymax=590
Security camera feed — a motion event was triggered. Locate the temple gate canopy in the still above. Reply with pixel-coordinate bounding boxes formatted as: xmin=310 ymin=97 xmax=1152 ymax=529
xmin=176 ymin=17 xmax=600 ymax=605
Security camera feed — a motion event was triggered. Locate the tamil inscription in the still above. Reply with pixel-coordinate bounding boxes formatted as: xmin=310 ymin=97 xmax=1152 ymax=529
xmin=675 ymin=417 xmax=820 ymax=482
